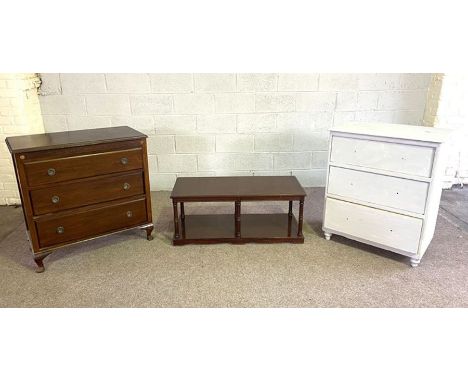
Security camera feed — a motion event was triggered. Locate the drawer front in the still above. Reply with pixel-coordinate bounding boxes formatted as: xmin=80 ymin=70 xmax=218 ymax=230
xmin=324 ymin=198 xmax=422 ymax=253
xmin=25 ymin=148 xmax=143 ymax=187
xmin=30 ymin=171 xmax=145 ymax=215
xmin=331 ymin=136 xmax=435 ymax=177
xmin=327 ymin=166 xmax=429 ymax=214
xmin=36 ymin=198 xmax=148 ymax=248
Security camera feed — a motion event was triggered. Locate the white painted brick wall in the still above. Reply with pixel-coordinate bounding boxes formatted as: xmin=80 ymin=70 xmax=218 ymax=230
xmin=254 ymin=133 xmax=293 ymax=152
xmin=158 ymin=154 xmax=197 ymax=172
xmin=111 ymin=116 xmax=154 ymax=133
xmin=256 ymin=93 xmax=295 ymax=112
xmin=147 ymin=135 xmax=175 ymax=154
xmin=40 ymin=95 xmax=86 ymax=115
xmin=61 ymin=73 xmax=107 ymax=94
xmin=296 ymin=92 xmax=336 ymax=111
xmin=197 ymin=114 xmax=236 ymax=133
xmin=278 ymin=74 xmax=319 ymax=91
xmin=67 ymin=115 xmax=111 ymax=131
xmin=237 ymin=113 xmax=276 ymax=133
xmin=87 ymin=94 xmax=132 ymax=115
xmin=319 ymin=74 xmax=359 ymax=91
xmin=176 ymin=135 xmax=215 ymax=153
xmin=194 ymin=74 xmax=236 ymax=93
xmin=215 ymin=93 xmax=255 ymax=113
xmin=154 ymin=115 xmax=196 ymax=134
xmin=198 ymin=153 xmax=272 ymax=171
xmin=131 ymin=95 xmax=172 ymax=115
xmin=216 ymin=134 xmax=254 ymax=153
xmin=36 ymin=73 xmax=432 ymax=192
xmin=150 ymin=74 xmax=193 ymax=93
xmin=106 ymin=74 xmax=151 ymax=93
xmin=274 ymin=153 xmax=311 ymax=170
xmin=174 ymin=94 xmax=214 ymax=114
xmin=0 ymin=73 xmax=44 ymax=205
xmin=237 ymin=74 xmax=277 ymax=92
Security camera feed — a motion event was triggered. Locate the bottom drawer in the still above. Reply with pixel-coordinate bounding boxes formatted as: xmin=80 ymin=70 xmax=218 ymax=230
xmin=36 ymin=198 xmax=148 ymax=248
xmin=324 ymin=198 xmax=422 ymax=254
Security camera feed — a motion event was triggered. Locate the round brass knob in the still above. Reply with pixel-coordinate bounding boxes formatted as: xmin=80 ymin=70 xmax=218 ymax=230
xmin=123 ymin=182 xmax=131 ymax=190
xmin=126 ymin=211 xmax=133 ymax=218
xmin=120 ymin=157 xmax=129 ymax=165
xmin=51 ymin=195 xmax=60 ymax=204
xmin=56 ymin=226 xmax=64 ymax=234
xmin=48 ymin=168 xmax=56 ymax=176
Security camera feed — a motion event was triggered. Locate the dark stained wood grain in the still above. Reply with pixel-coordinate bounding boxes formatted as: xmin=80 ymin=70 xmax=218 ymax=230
xmin=25 ymin=147 xmax=143 ymax=187
xmin=30 ymin=170 xmax=145 ymax=215
xmin=5 ymin=126 xmax=154 ymax=272
xmin=36 ymin=198 xmax=147 ymax=248
xmin=171 ymin=176 xmax=306 ymax=201
xmin=5 ymin=126 xmax=146 ymax=153
xmin=170 ymin=176 xmax=306 ymax=245
xmin=174 ymin=214 xmax=303 ymax=245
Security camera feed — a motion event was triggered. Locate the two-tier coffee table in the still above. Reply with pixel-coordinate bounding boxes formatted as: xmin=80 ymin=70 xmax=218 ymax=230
xmin=170 ymin=176 xmax=306 ymax=245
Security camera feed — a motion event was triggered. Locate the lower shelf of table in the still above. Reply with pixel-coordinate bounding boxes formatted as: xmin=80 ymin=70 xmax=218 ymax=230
xmin=173 ymin=213 xmax=304 ymax=245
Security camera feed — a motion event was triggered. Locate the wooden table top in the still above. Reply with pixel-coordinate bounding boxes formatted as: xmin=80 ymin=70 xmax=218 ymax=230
xmin=5 ymin=126 xmax=146 ymax=153
xmin=170 ymin=176 xmax=307 ymax=200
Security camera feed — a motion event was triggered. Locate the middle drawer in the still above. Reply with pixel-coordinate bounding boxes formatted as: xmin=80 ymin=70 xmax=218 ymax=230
xmin=30 ymin=171 xmax=145 ymax=215
xmin=327 ymin=166 xmax=429 ymax=215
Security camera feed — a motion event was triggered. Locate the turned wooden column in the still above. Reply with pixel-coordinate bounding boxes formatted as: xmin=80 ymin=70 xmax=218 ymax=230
xmin=297 ymin=198 xmax=304 ymax=237
xmin=180 ymin=202 xmax=185 ymax=222
xmin=288 ymin=201 xmax=293 ymax=217
xmin=173 ymin=201 xmax=180 ymax=239
xmin=235 ymin=200 xmax=241 ymax=238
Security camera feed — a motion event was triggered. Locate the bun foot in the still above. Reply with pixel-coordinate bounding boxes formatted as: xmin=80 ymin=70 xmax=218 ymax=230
xmin=324 ymin=232 xmax=332 ymax=241
xmin=410 ymin=258 xmax=421 ymax=268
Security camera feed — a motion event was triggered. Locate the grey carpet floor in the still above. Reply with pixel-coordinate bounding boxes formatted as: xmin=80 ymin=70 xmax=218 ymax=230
xmin=0 ymin=188 xmax=467 ymax=307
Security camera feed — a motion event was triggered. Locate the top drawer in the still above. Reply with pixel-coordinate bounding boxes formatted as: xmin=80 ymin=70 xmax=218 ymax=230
xmin=25 ymin=148 xmax=143 ymax=187
xmin=330 ymin=135 xmax=435 ymax=178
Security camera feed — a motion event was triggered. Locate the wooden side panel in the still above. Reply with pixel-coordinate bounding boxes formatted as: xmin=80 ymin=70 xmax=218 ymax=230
xmin=141 ymin=139 xmax=153 ymax=226
xmin=419 ymin=144 xmax=446 ymax=256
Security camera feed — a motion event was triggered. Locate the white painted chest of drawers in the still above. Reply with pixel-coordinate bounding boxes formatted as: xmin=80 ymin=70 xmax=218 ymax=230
xmin=322 ymin=123 xmax=452 ymax=267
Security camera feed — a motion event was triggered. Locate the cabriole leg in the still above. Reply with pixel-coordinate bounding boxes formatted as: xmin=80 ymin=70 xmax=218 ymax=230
xmin=33 ymin=252 xmax=51 ymax=273
xmin=144 ymin=225 xmax=154 ymax=241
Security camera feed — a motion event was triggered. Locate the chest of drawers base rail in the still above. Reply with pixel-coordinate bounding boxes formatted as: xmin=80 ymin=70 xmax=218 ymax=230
xmin=5 ymin=126 xmax=154 ymax=273
xmin=322 ymin=123 xmax=452 ymax=267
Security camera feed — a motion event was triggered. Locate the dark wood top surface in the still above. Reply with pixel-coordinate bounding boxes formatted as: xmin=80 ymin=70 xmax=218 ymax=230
xmin=5 ymin=126 xmax=146 ymax=153
xmin=171 ymin=176 xmax=307 ymax=199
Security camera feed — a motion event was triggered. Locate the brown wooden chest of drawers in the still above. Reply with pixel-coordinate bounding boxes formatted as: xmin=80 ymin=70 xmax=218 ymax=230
xmin=5 ymin=126 xmax=154 ymax=272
